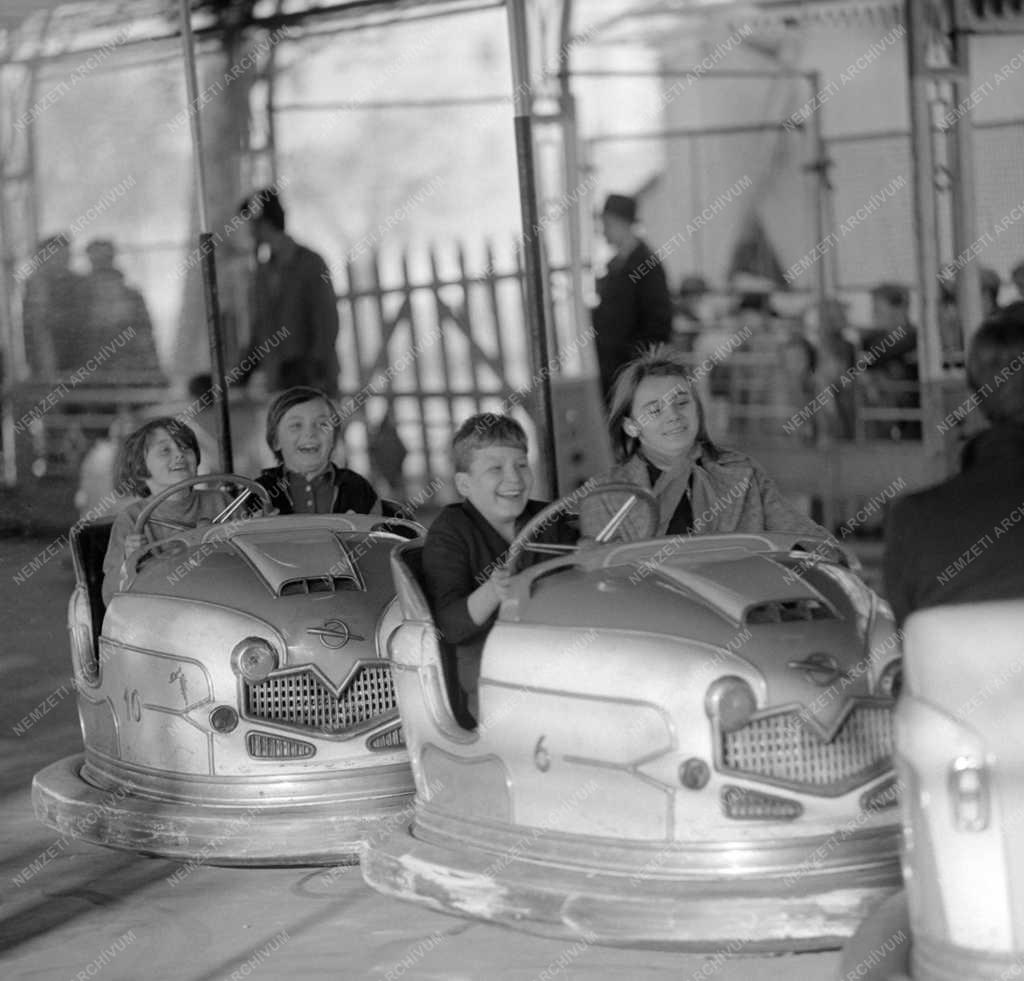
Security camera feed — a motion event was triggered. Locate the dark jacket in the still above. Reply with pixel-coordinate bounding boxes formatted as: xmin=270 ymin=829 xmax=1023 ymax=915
xmin=255 ymin=463 xmax=379 ymax=516
xmin=592 ymin=240 xmax=673 ymax=394
xmin=423 ymin=499 xmax=573 ymax=656
xmin=883 ymin=425 xmax=1024 ymax=626
xmin=249 ymin=236 xmax=340 ymax=396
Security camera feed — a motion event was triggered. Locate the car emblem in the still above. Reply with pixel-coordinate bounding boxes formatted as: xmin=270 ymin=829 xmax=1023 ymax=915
xmin=308 ymin=619 xmax=364 ymax=649
xmin=787 ymin=652 xmax=850 ymax=687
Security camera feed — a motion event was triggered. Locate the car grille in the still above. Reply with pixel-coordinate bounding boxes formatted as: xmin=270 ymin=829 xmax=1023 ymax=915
xmin=720 ymin=704 xmax=893 ymax=795
xmin=366 ymin=726 xmax=405 ymax=751
xmin=245 ymin=663 xmax=397 ymax=734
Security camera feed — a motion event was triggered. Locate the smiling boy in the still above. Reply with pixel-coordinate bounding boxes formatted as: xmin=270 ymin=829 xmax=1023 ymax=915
xmin=256 ymin=387 xmax=380 ymax=515
xmin=422 ymin=413 xmax=573 ymax=726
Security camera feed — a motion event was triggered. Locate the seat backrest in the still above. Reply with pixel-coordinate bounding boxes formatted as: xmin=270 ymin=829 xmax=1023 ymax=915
xmin=71 ymin=518 xmax=115 ymax=646
xmin=390 ymin=541 xmax=433 ymax=621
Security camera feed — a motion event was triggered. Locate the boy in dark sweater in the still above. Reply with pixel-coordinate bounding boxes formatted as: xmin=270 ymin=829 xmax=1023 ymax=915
xmin=423 ymin=413 xmax=570 ymax=726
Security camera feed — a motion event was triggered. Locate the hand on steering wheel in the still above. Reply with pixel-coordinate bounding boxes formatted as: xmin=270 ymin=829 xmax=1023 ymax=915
xmin=132 ymin=473 xmax=273 ymax=539
xmin=503 ymin=482 xmax=659 ymax=575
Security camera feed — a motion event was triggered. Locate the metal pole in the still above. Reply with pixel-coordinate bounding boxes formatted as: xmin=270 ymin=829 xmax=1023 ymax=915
xmin=557 ymin=0 xmax=588 ymax=372
xmin=178 ymin=0 xmax=233 ymax=473
xmin=807 ymin=71 xmax=831 ymax=319
xmin=947 ymin=5 xmax=983 ymax=351
xmin=506 ymin=0 xmax=558 ymax=497
xmin=905 ymin=0 xmax=946 ymax=473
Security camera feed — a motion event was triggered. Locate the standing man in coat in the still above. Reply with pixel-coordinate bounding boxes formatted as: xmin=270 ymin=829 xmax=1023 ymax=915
xmin=236 ymin=188 xmax=340 ymax=397
xmin=591 ymin=193 xmax=674 ymax=400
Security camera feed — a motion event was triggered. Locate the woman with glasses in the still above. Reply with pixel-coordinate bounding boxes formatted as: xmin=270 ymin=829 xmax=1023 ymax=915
xmin=579 ymin=346 xmax=830 ymax=542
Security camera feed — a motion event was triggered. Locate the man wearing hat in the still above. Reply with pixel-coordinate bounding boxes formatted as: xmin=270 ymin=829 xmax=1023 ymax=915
xmin=592 ymin=193 xmax=673 ymax=399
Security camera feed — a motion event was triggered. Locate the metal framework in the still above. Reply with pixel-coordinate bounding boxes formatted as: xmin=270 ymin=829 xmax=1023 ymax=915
xmin=4 ymin=0 xmax=1024 ymax=494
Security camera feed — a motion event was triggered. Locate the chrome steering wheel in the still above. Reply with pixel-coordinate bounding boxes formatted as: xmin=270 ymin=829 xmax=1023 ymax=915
xmin=503 ymin=481 xmax=659 ymax=574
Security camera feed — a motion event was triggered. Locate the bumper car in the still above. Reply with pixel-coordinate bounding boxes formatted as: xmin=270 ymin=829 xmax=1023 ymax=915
xmin=362 ymin=488 xmax=904 ymax=951
xmin=841 ymin=600 xmax=1024 ymax=980
xmin=32 ymin=474 xmax=423 ymax=866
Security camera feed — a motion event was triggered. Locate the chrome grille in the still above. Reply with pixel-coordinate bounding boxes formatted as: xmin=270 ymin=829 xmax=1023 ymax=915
xmin=366 ymin=726 xmax=405 ymax=751
xmin=721 ymin=704 xmax=893 ymax=795
xmin=246 ymin=663 xmax=397 ymax=733
xmin=247 ymin=731 xmax=316 ymax=759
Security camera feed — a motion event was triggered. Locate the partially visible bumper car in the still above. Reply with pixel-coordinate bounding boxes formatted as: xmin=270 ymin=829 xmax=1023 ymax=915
xmin=842 ymin=600 xmax=1024 ymax=980
xmin=363 ymin=512 xmax=904 ymax=951
xmin=33 ymin=484 xmax=422 ymax=866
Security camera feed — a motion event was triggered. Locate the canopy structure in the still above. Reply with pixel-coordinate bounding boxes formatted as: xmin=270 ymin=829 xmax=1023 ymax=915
xmin=3 ymin=0 xmax=1024 ymax=499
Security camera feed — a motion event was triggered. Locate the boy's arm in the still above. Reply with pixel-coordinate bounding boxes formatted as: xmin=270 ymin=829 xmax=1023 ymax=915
xmin=423 ymin=520 xmax=505 ymax=644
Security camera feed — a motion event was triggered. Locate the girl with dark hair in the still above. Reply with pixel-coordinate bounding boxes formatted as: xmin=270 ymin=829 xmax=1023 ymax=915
xmin=580 ymin=346 xmax=829 ymax=542
xmin=101 ymin=417 xmax=229 ymax=604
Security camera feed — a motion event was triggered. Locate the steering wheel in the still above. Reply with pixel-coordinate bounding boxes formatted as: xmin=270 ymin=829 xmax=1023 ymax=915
xmin=133 ymin=473 xmax=273 ymax=539
xmin=503 ymin=482 xmax=659 ymax=574
xmin=370 ymin=518 xmax=426 ymax=541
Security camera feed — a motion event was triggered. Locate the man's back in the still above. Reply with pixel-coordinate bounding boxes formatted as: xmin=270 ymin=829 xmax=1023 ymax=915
xmin=884 ymin=425 xmax=1024 ymax=626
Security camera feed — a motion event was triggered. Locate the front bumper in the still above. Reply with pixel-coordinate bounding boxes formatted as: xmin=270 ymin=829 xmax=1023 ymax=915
xmin=33 ymin=753 xmax=415 ymax=866
xmin=361 ymin=808 xmax=903 ymax=952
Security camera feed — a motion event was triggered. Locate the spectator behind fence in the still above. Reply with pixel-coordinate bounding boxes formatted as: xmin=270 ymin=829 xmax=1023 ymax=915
xmin=20 ymin=231 xmax=81 ymax=378
xmin=591 ymin=193 xmax=673 ymax=400
xmin=813 ymin=299 xmax=857 ymax=440
xmin=78 ymin=239 xmax=164 ymax=383
xmin=863 ymin=282 xmax=920 ymax=440
xmin=672 ymin=274 xmax=710 ymax=353
xmin=1012 ymin=260 xmax=1024 ymax=301
xmin=980 ymin=266 xmax=1002 ymax=319
xmin=235 ymin=188 xmax=340 ymax=398
xmin=884 ymin=305 xmax=1024 ymax=626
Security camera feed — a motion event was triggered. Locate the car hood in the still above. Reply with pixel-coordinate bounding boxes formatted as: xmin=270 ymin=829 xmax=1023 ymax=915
xmin=653 ymin=553 xmax=827 ymax=623
xmin=229 ymin=527 xmax=361 ymax=594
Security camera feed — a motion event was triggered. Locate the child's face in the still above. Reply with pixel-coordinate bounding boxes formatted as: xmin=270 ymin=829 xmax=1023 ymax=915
xmin=144 ymin=428 xmax=197 ymax=495
xmin=455 ymin=443 xmax=533 ymax=530
xmin=276 ymin=398 xmax=336 ymax=476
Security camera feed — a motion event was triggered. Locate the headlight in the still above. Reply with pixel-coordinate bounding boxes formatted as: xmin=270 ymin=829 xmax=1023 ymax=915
xmin=705 ymin=676 xmax=757 ymax=733
xmin=878 ymin=659 xmax=903 ymax=699
xmin=232 ymin=637 xmax=279 ymax=681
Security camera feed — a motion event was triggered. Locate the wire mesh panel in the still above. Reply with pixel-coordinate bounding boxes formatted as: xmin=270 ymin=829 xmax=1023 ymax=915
xmin=827 ymin=133 xmax=916 ymax=292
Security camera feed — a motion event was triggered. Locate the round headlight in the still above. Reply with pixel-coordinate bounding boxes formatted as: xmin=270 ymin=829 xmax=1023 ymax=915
xmin=210 ymin=706 xmax=239 ymax=733
xmin=705 ymin=676 xmax=758 ymax=733
xmin=232 ymin=638 xmax=279 ymax=682
xmin=878 ymin=659 xmax=903 ymax=699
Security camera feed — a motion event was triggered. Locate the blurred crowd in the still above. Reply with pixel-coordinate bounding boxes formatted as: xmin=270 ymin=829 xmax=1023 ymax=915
xmin=20 ymin=233 xmax=164 ymax=385
xmin=666 ymin=262 xmax=1024 ymax=444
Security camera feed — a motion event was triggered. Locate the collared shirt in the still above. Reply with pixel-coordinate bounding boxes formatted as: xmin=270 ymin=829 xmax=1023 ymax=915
xmin=286 ymin=467 xmax=335 ymax=514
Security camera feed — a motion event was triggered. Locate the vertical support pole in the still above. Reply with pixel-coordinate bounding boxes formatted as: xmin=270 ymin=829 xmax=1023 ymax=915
xmin=179 ymin=0 xmax=233 ymax=473
xmin=557 ymin=0 xmax=587 ymax=352
xmin=807 ymin=71 xmax=831 ymax=320
xmin=905 ymin=0 xmax=946 ymax=471
xmin=507 ymin=0 xmax=558 ymax=498
xmin=947 ymin=2 xmax=982 ymax=350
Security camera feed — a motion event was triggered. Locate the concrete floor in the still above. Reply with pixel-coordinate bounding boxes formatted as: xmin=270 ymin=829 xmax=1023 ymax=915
xmin=0 ymin=538 xmax=844 ymax=981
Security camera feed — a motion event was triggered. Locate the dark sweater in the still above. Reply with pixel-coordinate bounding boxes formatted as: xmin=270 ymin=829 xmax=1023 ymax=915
xmin=883 ymin=425 xmax=1024 ymax=626
xmin=255 ymin=463 xmax=379 ymax=516
xmin=422 ymin=499 xmax=572 ymax=657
